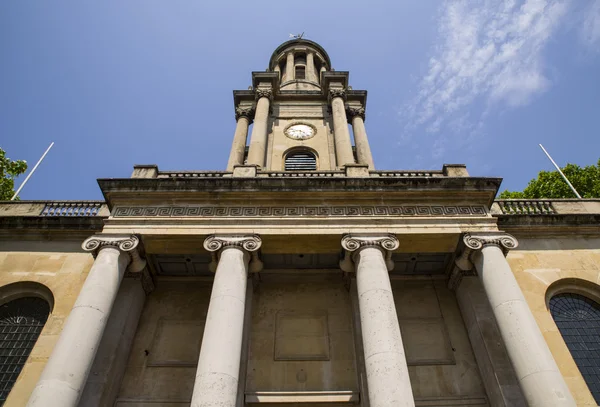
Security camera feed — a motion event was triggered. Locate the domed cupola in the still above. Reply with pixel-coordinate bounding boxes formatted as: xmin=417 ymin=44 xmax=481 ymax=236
xmin=269 ymin=38 xmax=331 ymax=91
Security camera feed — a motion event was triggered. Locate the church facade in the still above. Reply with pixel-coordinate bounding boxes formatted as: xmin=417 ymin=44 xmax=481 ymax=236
xmin=1 ymin=39 xmax=600 ymax=407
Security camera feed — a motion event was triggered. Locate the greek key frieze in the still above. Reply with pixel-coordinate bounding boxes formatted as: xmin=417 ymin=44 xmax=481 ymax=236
xmin=113 ymin=205 xmax=488 ymax=218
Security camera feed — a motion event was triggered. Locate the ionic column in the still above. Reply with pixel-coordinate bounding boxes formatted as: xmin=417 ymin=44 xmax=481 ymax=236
xmin=341 ymin=234 xmax=415 ymax=407
xmin=227 ymin=107 xmax=254 ymax=171
xmin=462 ymin=233 xmax=576 ymax=407
xmin=347 ymin=107 xmax=375 ymax=169
xmin=190 ymin=235 xmax=262 ymax=407
xmin=307 ymin=52 xmax=317 ymax=82
xmin=329 ymin=89 xmax=355 ymax=167
xmin=246 ymin=89 xmax=272 ymax=167
xmin=284 ymin=51 xmax=294 ymax=82
xmin=27 ymin=235 xmax=146 ymax=407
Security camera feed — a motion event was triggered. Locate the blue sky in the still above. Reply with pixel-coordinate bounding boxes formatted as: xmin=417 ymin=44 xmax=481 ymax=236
xmin=1 ymin=1 xmax=599 ymax=200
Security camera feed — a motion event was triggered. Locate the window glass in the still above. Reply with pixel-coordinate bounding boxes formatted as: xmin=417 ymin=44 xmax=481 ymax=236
xmin=0 ymin=297 xmax=50 ymax=403
xmin=550 ymin=293 xmax=600 ymax=403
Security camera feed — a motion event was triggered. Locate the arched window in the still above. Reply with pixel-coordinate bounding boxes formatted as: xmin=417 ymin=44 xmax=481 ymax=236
xmin=550 ymin=293 xmax=600 ymax=403
xmin=0 ymin=297 xmax=50 ymax=403
xmin=285 ymin=151 xmax=317 ymax=171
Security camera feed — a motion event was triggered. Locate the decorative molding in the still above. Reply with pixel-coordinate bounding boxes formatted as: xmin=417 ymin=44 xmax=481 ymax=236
xmin=341 ymin=234 xmax=399 ymax=272
xmin=113 ymin=205 xmax=488 ymax=218
xmin=82 ymin=234 xmax=146 ymax=273
xmin=235 ymin=106 xmax=255 ymax=122
xmin=255 ymin=88 xmax=273 ymax=101
xmin=346 ymin=107 xmax=365 ymax=121
xmin=463 ymin=232 xmax=518 ymax=255
xmin=203 ymin=234 xmax=263 ymax=273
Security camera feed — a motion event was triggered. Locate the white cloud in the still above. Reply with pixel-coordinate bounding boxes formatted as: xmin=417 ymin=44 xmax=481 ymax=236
xmin=581 ymin=0 xmax=600 ymax=48
xmin=402 ymin=0 xmax=571 ymax=158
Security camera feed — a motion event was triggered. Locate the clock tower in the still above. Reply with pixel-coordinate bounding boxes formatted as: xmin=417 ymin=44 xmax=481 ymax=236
xmin=226 ymin=38 xmax=375 ymax=172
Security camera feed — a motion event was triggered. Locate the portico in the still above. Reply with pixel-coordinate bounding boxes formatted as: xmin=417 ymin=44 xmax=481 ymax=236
xmin=21 ymin=38 xmax=579 ymax=407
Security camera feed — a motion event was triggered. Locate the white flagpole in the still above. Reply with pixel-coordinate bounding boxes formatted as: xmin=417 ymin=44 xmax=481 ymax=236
xmin=538 ymin=144 xmax=582 ymax=199
xmin=11 ymin=142 xmax=54 ymax=200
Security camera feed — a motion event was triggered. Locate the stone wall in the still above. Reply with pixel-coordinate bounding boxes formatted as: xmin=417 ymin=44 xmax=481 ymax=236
xmin=116 ymin=280 xmax=212 ymax=406
xmin=0 ymin=240 xmax=93 ymax=407
xmin=508 ymin=236 xmax=600 ymax=406
xmin=246 ymin=280 xmax=357 ymax=394
xmin=392 ymin=280 xmax=488 ymax=406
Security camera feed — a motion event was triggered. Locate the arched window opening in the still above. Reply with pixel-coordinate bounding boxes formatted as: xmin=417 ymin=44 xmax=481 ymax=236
xmin=0 ymin=297 xmax=50 ymax=403
xmin=285 ymin=151 xmax=317 ymax=171
xmin=295 ymin=66 xmax=306 ymax=80
xmin=550 ymin=293 xmax=600 ymax=403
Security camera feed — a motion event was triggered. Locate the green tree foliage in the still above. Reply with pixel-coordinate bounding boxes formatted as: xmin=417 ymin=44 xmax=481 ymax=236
xmin=499 ymin=159 xmax=600 ymax=199
xmin=0 ymin=148 xmax=27 ymax=200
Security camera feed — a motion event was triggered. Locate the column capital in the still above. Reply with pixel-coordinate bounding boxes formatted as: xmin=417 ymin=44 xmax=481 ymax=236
xmin=346 ymin=106 xmax=366 ymax=121
xmin=82 ymin=234 xmax=146 ymax=273
xmin=204 ymin=234 xmax=263 ymax=273
xmin=255 ymin=88 xmax=273 ymax=101
xmin=204 ymin=234 xmax=262 ymax=253
xmin=328 ymin=88 xmax=347 ymax=103
xmin=463 ymin=232 xmax=518 ymax=256
xmin=340 ymin=234 xmax=398 ymax=272
xmin=235 ymin=106 xmax=255 ymax=122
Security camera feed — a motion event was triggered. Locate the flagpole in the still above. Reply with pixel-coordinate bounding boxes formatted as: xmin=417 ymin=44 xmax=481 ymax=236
xmin=11 ymin=142 xmax=54 ymax=200
xmin=538 ymin=144 xmax=582 ymax=199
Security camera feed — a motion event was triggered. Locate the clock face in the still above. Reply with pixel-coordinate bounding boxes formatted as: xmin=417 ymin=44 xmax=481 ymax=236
xmin=285 ymin=124 xmax=315 ymax=140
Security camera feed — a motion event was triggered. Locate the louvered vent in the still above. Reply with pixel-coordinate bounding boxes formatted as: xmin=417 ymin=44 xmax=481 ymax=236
xmin=285 ymin=152 xmax=317 ymax=171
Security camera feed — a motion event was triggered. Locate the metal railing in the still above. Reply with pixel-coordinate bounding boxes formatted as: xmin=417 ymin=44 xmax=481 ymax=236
xmin=371 ymin=170 xmax=444 ymax=177
xmin=496 ymin=200 xmax=556 ymax=215
xmin=41 ymin=202 xmax=104 ymax=217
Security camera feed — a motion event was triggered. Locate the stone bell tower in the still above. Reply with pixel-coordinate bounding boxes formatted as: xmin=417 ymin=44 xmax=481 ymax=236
xmin=226 ymin=38 xmax=375 ymax=172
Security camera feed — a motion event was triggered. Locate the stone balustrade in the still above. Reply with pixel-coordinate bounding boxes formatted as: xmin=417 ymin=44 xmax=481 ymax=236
xmin=157 ymin=171 xmax=231 ymax=178
xmin=493 ymin=199 xmax=600 ymax=216
xmin=371 ymin=170 xmax=444 ymax=178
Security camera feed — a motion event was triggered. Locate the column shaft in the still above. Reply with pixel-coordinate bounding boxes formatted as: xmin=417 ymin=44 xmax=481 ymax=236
xmin=191 ymin=247 xmax=249 ymax=407
xmin=285 ymin=52 xmax=294 ymax=82
xmin=331 ymin=96 xmax=355 ymax=167
xmin=227 ymin=116 xmax=250 ymax=171
xmin=455 ymin=276 xmax=526 ymax=406
xmin=80 ymin=278 xmax=147 ymax=407
xmin=351 ymin=115 xmax=375 ymax=169
xmin=27 ymin=247 xmax=130 ymax=407
xmin=355 ymin=247 xmax=415 ymax=407
xmin=246 ymin=96 xmax=270 ymax=167
xmin=474 ymin=245 xmax=575 ymax=407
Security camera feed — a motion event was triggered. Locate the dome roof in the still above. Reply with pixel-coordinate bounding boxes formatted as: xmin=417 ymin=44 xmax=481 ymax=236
xmin=269 ymin=39 xmax=331 ymax=71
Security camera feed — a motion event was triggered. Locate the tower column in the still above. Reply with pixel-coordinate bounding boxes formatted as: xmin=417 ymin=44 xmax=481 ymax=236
xmin=191 ymin=235 xmax=262 ymax=407
xmin=329 ymin=89 xmax=355 ymax=167
xmin=285 ymin=51 xmax=294 ymax=82
xmin=246 ymin=89 xmax=272 ymax=168
xmin=27 ymin=235 xmax=146 ymax=407
xmin=307 ymin=52 xmax=317 ymax=82
xmin=462 ymin=233 xmax=576 ymax=407
xmin=341 ymin=234 xmax=415 ymax=407
xmin=227 ymin=107 xmax=254 ymax=171
xmin=347 ymin=107 xmax=374 ymax=169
